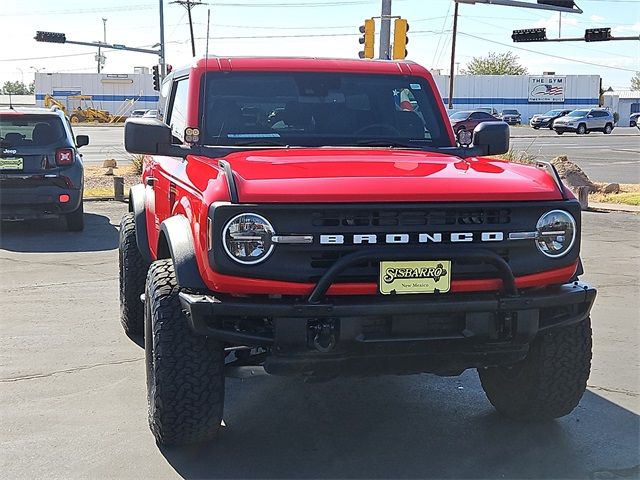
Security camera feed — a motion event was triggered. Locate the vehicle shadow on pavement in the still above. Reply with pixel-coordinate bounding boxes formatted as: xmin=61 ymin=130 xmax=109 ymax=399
xmin=160 ymin=373 xmax=639 ymax=479
xmin=0 ymin=213 xmax=118 ymax=252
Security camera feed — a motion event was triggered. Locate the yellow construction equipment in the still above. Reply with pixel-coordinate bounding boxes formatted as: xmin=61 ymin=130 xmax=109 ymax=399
xmin=67 ymin=95 xmax=112 ymax=123
xmin=43 ymin=94 xmax=66 ymax=112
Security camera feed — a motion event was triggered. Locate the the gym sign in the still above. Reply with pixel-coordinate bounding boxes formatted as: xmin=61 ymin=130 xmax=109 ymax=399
xmin=528 ymin=76 xmax=566 ymax=103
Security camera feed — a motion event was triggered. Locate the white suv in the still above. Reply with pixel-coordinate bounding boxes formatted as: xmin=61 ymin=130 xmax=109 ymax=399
xmin=553 ymin=108 xmax=614 ymax=135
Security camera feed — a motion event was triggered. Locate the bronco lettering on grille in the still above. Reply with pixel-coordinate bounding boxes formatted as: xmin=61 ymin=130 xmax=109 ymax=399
xmin=319 ymin=232 xmax=504 ymax=245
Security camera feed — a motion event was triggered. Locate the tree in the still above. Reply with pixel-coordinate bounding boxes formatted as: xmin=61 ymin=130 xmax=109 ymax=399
xmin=1 ymin=80 xmax=34 ymax=95
xmin=632 ymin=72 xmax=640 ymax=91
xmin=461 ymin=52 xmax=528 ymax=76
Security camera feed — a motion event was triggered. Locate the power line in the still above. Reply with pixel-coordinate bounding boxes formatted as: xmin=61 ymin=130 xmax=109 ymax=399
xmin=457 ymin=31 xmax=639 ymax=72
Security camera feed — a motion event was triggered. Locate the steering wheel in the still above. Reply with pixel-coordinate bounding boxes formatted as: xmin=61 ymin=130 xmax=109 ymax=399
xmin=354 ymin=123 xmax=402 ymax=136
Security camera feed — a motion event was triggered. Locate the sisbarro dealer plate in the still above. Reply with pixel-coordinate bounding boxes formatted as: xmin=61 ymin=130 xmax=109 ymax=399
xmin=379 ymin=260 xmax=451 ymax=295
xmin=0 ymin=157 xmax=24 ymax=170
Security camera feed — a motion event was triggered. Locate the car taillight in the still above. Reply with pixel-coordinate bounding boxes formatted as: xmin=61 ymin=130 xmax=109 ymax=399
xmin=56 ymin=148 xmax=74 ymax=166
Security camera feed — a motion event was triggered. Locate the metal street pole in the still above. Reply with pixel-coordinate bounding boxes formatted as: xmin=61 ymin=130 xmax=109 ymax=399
xmin=448 ymin=1 xmax=459 ymax=109
xmin=159 ymin=0 xmax=167 ymax=76
xmin=379 ymin=0 xmax=392 ymax=59
xmin=187 ymin=1 xmax=196 ymax=57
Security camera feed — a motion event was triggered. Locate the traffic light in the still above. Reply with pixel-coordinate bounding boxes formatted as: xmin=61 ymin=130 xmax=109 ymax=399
xmin=358 ymin=19 xmax=375 ymax=59
xmin=392 ymin=18 xmax=409 ymax=60
xmin=512 ymin=28 xmax=547 ymax=42
xmin=152 ymin=65 xmax=160 ymax=91
xmin=34 ymin=31 xmax=66 ymax=43
xmin=585 ymin=28 xmax=612 ymax=42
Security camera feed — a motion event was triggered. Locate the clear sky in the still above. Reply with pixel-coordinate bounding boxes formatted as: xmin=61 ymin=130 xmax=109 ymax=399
xmin=0 ymin=0 xmax=638 ymax=90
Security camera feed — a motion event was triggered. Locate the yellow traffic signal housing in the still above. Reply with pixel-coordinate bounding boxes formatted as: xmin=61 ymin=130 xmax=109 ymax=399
xmin=358 ymin=19 xmax=375 ymax=59
xmin=393 ymin=18 xmax=409 ymax=60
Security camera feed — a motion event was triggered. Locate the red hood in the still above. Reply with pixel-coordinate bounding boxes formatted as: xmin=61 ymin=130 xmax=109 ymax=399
xmin=214 ymin=148 xmax=563 ymax=203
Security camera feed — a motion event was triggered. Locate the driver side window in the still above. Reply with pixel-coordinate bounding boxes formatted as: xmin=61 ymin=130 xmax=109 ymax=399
xmin=167 ymin=79 xmax=189 ymax=142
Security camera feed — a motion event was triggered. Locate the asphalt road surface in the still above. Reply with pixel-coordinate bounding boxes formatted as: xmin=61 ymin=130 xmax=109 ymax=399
xmin=74 ymin=125 xmax=640 ymax=184
xmin=1 ymin=201 xmax=638 ymax=479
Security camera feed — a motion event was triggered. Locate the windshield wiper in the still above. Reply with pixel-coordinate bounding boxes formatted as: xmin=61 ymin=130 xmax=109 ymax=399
xmin=231 ymin=140 xmax=290 ymax=147
xmin=354 ymin=139 xmax=425 ymax=149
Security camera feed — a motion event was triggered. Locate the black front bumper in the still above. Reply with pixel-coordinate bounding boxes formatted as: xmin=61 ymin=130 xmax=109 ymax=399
xmin=179 ymin=282 xmax=596 ymax=376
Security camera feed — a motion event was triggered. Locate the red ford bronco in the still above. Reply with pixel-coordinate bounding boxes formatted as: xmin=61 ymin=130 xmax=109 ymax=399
xmin=120 ymin=57 xmax=596 ymax=446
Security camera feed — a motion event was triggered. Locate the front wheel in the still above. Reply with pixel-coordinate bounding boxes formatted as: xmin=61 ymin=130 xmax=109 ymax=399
xmin=145 ymin=259 xmax=225 ymax=446
xmin=603 ymin=123 xmax=613 ymax=134
xmin=66 ymin=200 xmax=84 ymax=231
xmin=555 ymin=130 xmax=564 ymax=135
xmin=577 ymin=124 xmax=587 ymax=135
xmin=478 ymin=318 xmax=592 ymax=421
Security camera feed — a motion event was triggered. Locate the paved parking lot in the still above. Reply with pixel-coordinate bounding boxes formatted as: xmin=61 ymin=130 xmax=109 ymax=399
xmin=74 ymin=125 xmax=640 ymax=183
xmin=1 ymin=201 xmax=638 ymax=479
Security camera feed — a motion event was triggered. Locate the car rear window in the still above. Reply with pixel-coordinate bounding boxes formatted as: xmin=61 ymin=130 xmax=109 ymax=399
xmin=0 ymin=115 xmax=66 ymax=147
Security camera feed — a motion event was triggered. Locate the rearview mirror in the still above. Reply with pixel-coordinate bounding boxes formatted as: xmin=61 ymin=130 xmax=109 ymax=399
xmin=76 ymin=134 xmax=89 ymax=148
xmin=124 ymin=118 xmax=190 ymax=157
xmin=472 ymin=121 xmax=509 ymax=156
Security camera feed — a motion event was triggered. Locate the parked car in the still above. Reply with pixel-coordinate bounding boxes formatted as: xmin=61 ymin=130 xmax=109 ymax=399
xmin=477 ymin=106 xmax=500 ymax=117
xmin=0 ymin=107 xmax=88 ymax=230
xmin=120 ymin=56 xmax=596 ymax=446
xmin=530 ymin=109 xmax=572 ymax=129
xmin=449 ymin=110 xmax=502 ymax=134
xmin=130 ymin=109 xmax=148 ymax=118
xmin=499 ymin=109 xmax=521 ymax=125
xmin=142 ymin=109 xmax=159 ymax=118
xmin=553 ymin=108 xmax=615 ymax=135
xmin=630 ymin=112 xmax=640 ymax=128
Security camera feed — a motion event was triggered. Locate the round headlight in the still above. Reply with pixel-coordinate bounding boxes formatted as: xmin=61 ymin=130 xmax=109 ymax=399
xmin=222 ymin=213 xmax=275 ymax=264
xmin=535 ymin=210 xmax=576 ymax=258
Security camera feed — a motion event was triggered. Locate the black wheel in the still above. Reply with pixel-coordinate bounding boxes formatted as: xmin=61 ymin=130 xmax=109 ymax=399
xmin=69 ymin=114 xmax=82 ymax=124
xmin=603 ymin=123 xmax=613 ymax=134
xmin=145 ymin=259 xmax=225 ymax=446
xmin=119 ymin=212 xmax=148 ymax=335
xmin=555 ymin=130 xmax=563 ymax=135
xmin=631 ymin=121 xmax=636 ymax=128
xmin=532 ymin=126 xmax=539 ymax=130
xmin=66 ymin=200 xmax=84 ymax=231
xmin=577 ymin=124 xmax=587 ymax=135
xmin=478 ymin=318 xmax=592 ymax=421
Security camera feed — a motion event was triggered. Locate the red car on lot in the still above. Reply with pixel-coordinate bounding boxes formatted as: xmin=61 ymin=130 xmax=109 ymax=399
xmin=119 ymin=57 xmax=596 ymax=446
xmin=449 ymin=110 xmax=503 ymax=134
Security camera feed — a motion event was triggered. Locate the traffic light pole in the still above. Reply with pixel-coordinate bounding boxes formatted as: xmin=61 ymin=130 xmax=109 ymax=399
xmin=57 ymin=39 xmax=160 ymax=55
xmin=379 ymin=0 xmax=392 ymax=60
xmin=159 ymin=0 xmax=167 ymax=76
xmin=541 ymin=35 xmax=639 ymax=42
xmin=448 ymin=1 xmax=459 ymax=110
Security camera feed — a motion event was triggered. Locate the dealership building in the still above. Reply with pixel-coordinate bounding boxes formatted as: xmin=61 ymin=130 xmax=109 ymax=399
xmin=32 ymin=70 xmax=600 ymax=124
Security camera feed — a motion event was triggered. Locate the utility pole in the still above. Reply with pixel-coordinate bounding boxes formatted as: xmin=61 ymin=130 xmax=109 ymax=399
xmin=159 ymin=0 xmax=167 ymax=76
xmin=448 ymin=1 xmax=459 ymax=109
xmin=559 ymin=12 xmax=562 ymax=37
xmin=171 ymin=0 xmax=203 ymax=57
xmin=379 ymin=0 xmax=392 ymax=60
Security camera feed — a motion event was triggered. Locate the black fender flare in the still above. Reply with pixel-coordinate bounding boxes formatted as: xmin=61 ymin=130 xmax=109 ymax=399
xmin=159 ymin=215 xmax=208 ymax=291
xmin=128 ymin=184 xmax=153 ymax=263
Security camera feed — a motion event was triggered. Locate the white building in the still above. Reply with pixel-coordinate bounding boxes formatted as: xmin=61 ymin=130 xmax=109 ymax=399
xmin=34 ymin=72 xmax=158 ymax=116
xmin=603 ymin=90 xmax=640 ymax=126
xmin=433 ymin=74 xmax=601 ymax=123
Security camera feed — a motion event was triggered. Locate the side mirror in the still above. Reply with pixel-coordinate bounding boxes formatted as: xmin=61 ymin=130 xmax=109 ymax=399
xmin=76 ymin=134 xmax=89 ymax=148
xmin=124 ymin=118 xmax=190 ymax=157
xmin=473 ymin=121 xmax=509 ymax=156
xmin=587 ymin=114 xmax=594 ymax=118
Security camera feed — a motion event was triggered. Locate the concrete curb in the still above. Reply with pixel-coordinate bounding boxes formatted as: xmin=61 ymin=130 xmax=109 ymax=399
xmin=588 ymin=202 xmax=640 ymax=213
xmin=84 ymin=196 xmax=127 ymax=203
xmin=511 ymin=133 xmax=636 ymax=139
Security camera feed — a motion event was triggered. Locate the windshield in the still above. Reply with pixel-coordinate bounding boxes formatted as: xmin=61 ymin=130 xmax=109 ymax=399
xmin=544 ymin=110 xmax=562 ymax=116
xmin=567 ymin=110 xmax=588 ymax=117
xmin=0 ymin=115 xmax=65 ymax=147
xmin=200 ymin=72 xmax=450 ymax=147
xmin=502 ymin=110 xmax=518 ymax=115
xmin=449 ymin=111 xmax=469 ymax=120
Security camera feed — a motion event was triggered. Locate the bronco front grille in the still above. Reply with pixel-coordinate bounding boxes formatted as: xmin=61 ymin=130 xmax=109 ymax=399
xmin=209 ymin=201 xmax=581 ymax=285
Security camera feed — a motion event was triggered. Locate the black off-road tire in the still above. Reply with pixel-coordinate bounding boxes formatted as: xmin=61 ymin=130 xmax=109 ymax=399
xmin=145 ymin=259 xmax=225 ymax=446
xmin=66 ymin=200 xmax=84 ymax=231
xmin=478 ymin=317 xmax=592 ymax=421
xmin=119 ymin=212 xmax=148 ymax=335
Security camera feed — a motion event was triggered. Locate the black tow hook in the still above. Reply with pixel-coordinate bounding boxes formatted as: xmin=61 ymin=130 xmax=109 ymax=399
xmin=309 ymin=320 xmax=338 ymax=353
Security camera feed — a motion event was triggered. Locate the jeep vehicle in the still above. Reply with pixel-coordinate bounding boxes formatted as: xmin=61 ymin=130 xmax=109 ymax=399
xmin=553 ymin=108 xmax=615 ymax=135
xmin=1 ymin=107 xmax=88 ymax=230
xmin=119 ymin=57 xmax=596 ymax=446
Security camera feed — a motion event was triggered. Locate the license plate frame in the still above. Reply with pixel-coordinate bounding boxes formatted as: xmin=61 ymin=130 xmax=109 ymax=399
xmin=0 ymin=157 xmax=24 ymax=171
xmin=379 ymin=260 xmax=451 ymax=295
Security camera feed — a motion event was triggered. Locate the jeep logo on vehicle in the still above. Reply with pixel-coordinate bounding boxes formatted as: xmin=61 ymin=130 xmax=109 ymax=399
xmin=319 ymin=232 xmax=504 ymax=244
xmin=3 ymin=149 xmax=17 ymax=155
